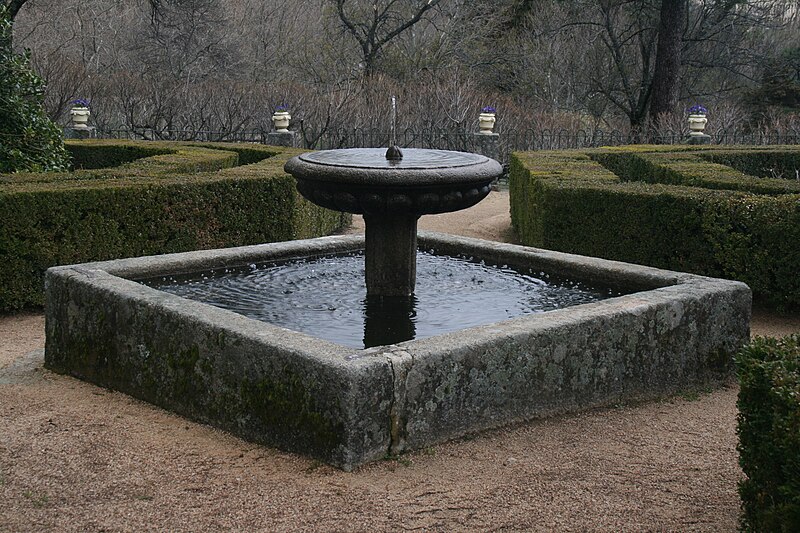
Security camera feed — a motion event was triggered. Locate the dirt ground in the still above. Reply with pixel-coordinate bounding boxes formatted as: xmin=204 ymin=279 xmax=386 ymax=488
xmin=2 ymin=190 xmax=799 ymax=532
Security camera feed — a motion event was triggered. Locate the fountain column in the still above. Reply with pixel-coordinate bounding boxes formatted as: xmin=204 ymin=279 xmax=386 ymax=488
xmin=363 ymin=95 xmax=417 ymax=296
xmin=364 ymin=213 xmax=418 ymax=296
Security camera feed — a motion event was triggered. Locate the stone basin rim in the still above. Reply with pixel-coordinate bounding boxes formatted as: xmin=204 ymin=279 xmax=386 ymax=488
xmin=285 ymin=148 xmax=503 ymax=186
xmin=300 ymin=148 xmax=489 ymax=169
xmin=43 ymin=231 xmax=752 ymax=471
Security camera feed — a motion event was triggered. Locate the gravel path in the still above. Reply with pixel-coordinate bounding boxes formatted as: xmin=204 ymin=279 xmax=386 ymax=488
xmin=1 ymin=190 xmax=798 ymax=532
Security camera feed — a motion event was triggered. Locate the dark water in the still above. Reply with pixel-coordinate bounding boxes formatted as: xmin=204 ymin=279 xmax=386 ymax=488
xmin=140 ymin=251 xmax=623 ymax=349
xmin=300 ymin=148 xmax=485 ymax=169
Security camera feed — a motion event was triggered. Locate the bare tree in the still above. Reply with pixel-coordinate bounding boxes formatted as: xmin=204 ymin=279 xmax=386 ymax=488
xmin=10 ymin=0 xmax=799 ymax=138
xmin=330 ymin=0 xmax=443 ymax=77
xmin=133 ymin=0 xmax=231 ymax=80
xmin=580 ymin=0 xmax=660 ymax=132
xmin=523 ymin=0 xmax=790 ymax=131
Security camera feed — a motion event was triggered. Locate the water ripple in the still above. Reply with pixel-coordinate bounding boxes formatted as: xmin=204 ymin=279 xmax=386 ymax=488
xmin=141 ymin=251 xmax=622 ymax=349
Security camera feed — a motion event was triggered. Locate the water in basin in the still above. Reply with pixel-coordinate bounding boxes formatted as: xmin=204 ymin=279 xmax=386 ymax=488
xmin=299 ymin=148 xmax=487 ymax=169
xmin=140 ymin=251 xmax=624 ymax=349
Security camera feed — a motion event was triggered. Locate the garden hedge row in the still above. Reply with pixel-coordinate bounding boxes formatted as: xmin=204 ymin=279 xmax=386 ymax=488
xmin=0 ymin=140 xmax=349 ymax=312
xmin=737 ymin=335 xmax=800 ymax=531
xmin=510 ymin=145 xmax=800 ymax=309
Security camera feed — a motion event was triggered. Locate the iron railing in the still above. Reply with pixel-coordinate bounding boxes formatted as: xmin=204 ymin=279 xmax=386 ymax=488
xmin=96 ymin=126 xmax=800 ymax=166
xmin=98 ymin=128 xmax=271 ymax=143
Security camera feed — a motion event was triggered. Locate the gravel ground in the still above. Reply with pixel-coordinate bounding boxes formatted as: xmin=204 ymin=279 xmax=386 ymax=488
xmin=2 ymin=190 xmax=798 ymax=532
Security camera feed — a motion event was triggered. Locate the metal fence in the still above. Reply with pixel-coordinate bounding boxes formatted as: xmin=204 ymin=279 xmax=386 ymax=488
xmin=96 ymin=126 xmax=800 ymax=166
xmin=498 ymin=129 xmax=800 ymax=160
xmin=315 ymin=127 xmax=481 ymax=152
xmin=98 ymin=128 xmax=272 ymax=143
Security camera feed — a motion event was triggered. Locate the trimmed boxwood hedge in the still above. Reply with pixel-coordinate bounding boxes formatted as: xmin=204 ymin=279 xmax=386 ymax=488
xmin=510 ymin=145 xmax=800 ymax=309
xmin=66 ymin=143 xmax=173 ymax=170
xmin=0 ymin=140 xmax=349 ymax=312
xmin=737 ymin=335 xmax=800 ymax=531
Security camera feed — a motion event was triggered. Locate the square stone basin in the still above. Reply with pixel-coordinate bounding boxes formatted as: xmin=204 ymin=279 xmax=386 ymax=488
xmin=44 ymin=232 xmax=751 ymax=470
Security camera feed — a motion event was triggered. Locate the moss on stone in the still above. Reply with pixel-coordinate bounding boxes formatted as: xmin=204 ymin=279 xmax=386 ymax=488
xmin=239 ymin=373 xmax=344 ymax=453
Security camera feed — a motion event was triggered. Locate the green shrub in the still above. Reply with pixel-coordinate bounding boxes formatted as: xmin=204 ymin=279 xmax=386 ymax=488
xmin=737 ymin=335 xmax=800 ymax=532
xmin=0 ymin=141 xmax=348 ymax=311
xmin=592 ymin=149 xmax=800 ymax=195
xmin=0 ymin=7 xmax=70 ymax=173
xmin=703 ymin=194 xmax=800 ymax=310
xmin=510 ymin=146 xmax=800 ymax=308
xmin=66 ymin=143 xmax=172 ymax=170
xmin=184 ymin=142 xmax=276 ymax=166
xmin=2 ymin=140 xmax=242 ymax=186
xmin=701 ymin=151 xmax=800 ymax=181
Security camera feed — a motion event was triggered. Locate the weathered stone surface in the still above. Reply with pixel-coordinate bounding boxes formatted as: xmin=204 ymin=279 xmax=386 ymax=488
xmin=473 ymin=132 xmax=500 ymax=163
xmin=266 ymin=131 xmax=300 ymax=148
xmin=44 ymin=233 xmax=750 ymax=470
xmin=285 ymin=148 xmax=502 ymax=298
xmin=44 ymin=239 xmax=395 ymax=471
xmin=285 ymin=149 xmax=501 ymax=216
xmin=294 ymin=179 xmax=493 ymax=216
xmin=287 ymin=149 xmax=501 ymax=186
xmin=364 ymin=213 xmax=418 ymax=296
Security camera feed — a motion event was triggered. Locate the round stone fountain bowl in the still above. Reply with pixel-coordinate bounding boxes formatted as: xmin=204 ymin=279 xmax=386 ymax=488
xmin=284 ymin=148 xmax=503 ymax=215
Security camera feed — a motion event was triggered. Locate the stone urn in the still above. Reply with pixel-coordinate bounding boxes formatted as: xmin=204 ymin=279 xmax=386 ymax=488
xmin=272 ymin=110 xmax=291 ymax=133
xmin=688 ymin=114 xmax=708 ymax=137
xmin=479 ymin=112 xmax=496 ymax=135
xmin=70 ymin=107 xmax=91 ymax=130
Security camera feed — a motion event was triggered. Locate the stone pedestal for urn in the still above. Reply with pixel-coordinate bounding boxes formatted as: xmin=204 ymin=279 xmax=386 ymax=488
xmin=266 ymin=131 xmax=300 ymax=147
xmin=64 ymin=127 xmax=97 ymax=139
xmin=473 ymin=132 xmax=500 ymax=166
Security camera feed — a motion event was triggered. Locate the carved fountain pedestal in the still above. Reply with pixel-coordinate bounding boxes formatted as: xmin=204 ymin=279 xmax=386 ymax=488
xmin=285 ymin=148 xmax=502 ymax=296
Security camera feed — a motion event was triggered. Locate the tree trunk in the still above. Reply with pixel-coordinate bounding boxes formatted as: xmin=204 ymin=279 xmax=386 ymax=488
xmin=649 ymin=0 xmax=687 ymax=126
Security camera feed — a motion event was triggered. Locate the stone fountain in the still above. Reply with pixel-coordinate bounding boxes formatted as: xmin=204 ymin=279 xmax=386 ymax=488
xmin=286 ymin=97 xmax=501 ymax=297
xmin=286 ymin=147 xmax=500 ymax=296
xmin=44 ymin=100 xmax=751 ymax=470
